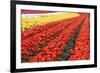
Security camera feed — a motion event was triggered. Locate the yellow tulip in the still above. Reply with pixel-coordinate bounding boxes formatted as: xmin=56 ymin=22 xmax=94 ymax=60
xmin=21 ymin=12 xmax=80 ymax=31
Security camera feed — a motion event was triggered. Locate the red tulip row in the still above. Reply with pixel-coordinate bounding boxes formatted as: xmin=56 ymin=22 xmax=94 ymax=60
xmin=69 ymin=14 xmax=90 ymax=60
xmin=29 ymin=14 xmax=86 ymax=62
xmin=21 ymin=15 xmax=83 ymax=58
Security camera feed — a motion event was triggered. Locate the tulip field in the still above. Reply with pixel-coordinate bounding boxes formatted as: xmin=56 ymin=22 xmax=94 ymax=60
xmin=21 ymin=10 xmax=90 ymax=63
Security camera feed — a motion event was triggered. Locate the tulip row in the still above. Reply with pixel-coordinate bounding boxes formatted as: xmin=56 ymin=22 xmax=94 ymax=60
xmin=21 ymin=12 xmax=79 ymax=31
xmin=69 ymin=14 xmax=90 ymax=60
xmin=28 ymin=14 xmax=86 ymax=62
xmin=59 ymin=25 xmax=82 ymax=60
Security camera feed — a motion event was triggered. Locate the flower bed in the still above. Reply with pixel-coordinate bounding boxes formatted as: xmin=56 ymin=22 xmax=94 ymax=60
xmin=21 ymin=13 xmax=89 ymax=63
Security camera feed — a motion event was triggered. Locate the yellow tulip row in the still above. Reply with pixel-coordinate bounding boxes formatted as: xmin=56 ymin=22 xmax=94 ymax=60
xmin=21 ymin=12 xmax=80 ymax=31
